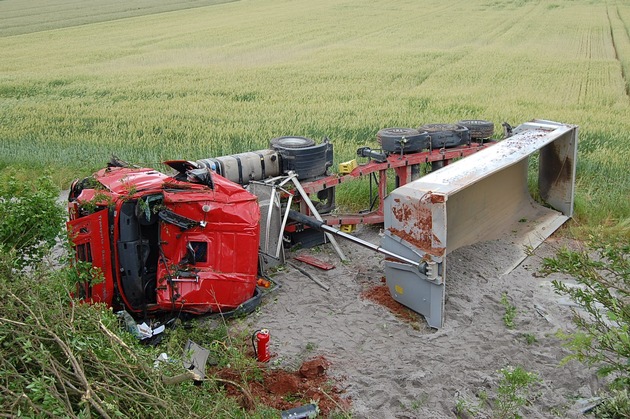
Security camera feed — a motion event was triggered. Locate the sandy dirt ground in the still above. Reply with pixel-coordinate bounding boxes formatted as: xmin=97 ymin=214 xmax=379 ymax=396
xmin=57 ymin=190 xmax=600 ymax=417
xmin=247 ymin=226 xmax=602 ymax=418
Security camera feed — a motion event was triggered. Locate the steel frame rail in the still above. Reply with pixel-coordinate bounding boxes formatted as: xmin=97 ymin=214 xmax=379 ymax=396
xmin=298 ymin=141 xmax=495 ymax=226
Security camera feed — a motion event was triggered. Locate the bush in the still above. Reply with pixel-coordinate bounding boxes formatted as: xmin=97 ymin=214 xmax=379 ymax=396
xmin=495 ymin=365 xmax=540 ymax=419
xmin=543 ymin=229 xmax=629 ymax=413
xmin=0 ymin=262 xmax=278 ymax=417
xmin=0 ymin=171 xmax=66 ymax=270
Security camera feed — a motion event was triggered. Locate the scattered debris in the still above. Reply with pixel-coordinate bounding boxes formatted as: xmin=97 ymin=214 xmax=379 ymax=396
xmin=183 ymin=340 xmax=210 ymax=379
xmin=294 ymin=255 xmax=335 ymax=270
xmin=288 ymin=262 xmax=330 ymax=291
xmin=153 ymin=352 xmax=170 ymax=368
xmin=281 ymin=403 xmax=319 ymax=418
xmin=137 ymin=322 xmax=165 ymax=339
xmin=116 ymin=310 xmax=165 ymax=340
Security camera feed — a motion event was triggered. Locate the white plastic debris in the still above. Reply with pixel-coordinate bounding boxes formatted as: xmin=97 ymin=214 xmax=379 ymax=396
xmin=153 ymin=352 xmax=170 ymax=369
xmin=137 ymin=322 xmax=165 ymax=339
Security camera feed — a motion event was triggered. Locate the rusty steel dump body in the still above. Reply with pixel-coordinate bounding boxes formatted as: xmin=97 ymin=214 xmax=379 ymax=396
xmin=382 ymin=120 xmax=578 ymax=328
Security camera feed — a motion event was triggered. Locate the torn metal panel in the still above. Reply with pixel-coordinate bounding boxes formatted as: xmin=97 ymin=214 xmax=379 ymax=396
xmin=382 ymin=120 xmax=578 ymax=328
xmin=183 ymin=340 xmax=210 ymax=380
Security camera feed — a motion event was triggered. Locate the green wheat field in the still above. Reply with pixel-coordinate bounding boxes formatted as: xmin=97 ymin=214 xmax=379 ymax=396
xmin=1 ymin=0 xmax=629 ymax=231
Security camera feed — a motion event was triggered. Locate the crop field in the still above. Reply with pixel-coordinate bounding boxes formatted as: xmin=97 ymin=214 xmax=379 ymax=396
xmin=0 ymin=0 xmax=629 ymax=230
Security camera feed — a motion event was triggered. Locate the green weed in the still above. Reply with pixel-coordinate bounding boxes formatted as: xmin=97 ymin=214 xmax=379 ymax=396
xmin=501 ymin=293 xmax=517 ymax=329
xmin=495 ymin=366 xmax=541 ymax=419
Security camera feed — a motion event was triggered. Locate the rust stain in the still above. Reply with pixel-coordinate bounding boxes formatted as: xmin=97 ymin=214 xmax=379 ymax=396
xmin=540 ymin=142 xmax=572 ymax=198
xmin=390 ymin=198 xmax=445 ymax=256
xmin=391 ymin=203 xmax=412 ymax=223
xmin=389 ymin=227 xmax=445 ymax=257
xmin=430 ymin=193 xmax=445 ymax=204
xmin=392 ymin=200 xmax=431 ymax=225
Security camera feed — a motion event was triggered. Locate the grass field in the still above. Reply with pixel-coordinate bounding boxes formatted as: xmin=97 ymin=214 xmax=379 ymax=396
xmin=0 ymin=0 xmax=629 ymax=231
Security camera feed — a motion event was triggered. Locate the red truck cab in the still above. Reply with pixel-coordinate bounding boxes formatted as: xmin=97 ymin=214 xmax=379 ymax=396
xmin=67 ymin=165 xmax=260 ymax=316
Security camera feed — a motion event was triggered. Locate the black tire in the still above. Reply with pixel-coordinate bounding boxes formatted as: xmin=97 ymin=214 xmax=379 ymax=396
xmin=272 ymin=139 xmax=333 ymax=180
xmin=377 ymin=127 xmax=429 ymax=154
xmin=418 ymin=123 xmax=470 ymax=148
xmin=270 ymin=136 xmax=315 ymax=149
xmin=457 ymin=120 xmax=494 ymax=139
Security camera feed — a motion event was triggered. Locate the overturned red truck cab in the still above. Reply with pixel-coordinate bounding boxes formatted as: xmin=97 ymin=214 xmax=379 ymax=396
xmin=67 ymin=163 xmax=260 ymax=316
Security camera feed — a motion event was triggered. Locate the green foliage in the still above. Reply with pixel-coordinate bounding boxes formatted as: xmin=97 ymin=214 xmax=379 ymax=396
xmin=501 ymin=293 xmax=517 ymax=329
xmin=0 ymin=171 xmax=65 ymax=270
xmin=543 ymin=231 xmax=630 ymax=390
xmin=454 ymin=368 xmax=540 ymax=419
xmin=494 ymin=366 xmax=541 ymax=419
xmin=66 ymin=258 xmax=105 ymax=287
xmin=455 ymin=396 xmax=483 ymax=418
xmin=0 ymin=264 xmax=277 ymax=417
xmin=76 ymin=191 xmax=114 ymax=215
xmin=594 ymin=388 xmax=630 ymax=419
xmin=521 ymin=333 xmax=537 ymax=345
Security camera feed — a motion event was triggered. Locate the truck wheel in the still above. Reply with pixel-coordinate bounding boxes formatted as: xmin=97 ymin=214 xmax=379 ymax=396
xmin=272 ymin=138 xmax=332 ymax=180
xmin=377 ymin=128 xmax=429 ymax=154
xmin=457 ymin=120 xmax=494 ymax=139
xmin=270 ymin=136 xmax=316 ymax=149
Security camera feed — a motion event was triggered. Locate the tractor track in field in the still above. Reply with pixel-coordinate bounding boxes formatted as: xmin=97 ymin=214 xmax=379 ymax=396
xmin=607 ymin=3 xmax=630 ymax=101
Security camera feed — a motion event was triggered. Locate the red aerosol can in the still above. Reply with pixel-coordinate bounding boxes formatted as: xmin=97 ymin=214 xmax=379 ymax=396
xmin=252 ymin=329 xmax=270 ymax=362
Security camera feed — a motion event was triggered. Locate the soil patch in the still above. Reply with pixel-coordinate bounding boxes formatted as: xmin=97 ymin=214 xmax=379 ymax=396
xmin=361 ymin=284 xmax=422 ymax=325
xmin=212 ymin=356 xmax=348 ymax=415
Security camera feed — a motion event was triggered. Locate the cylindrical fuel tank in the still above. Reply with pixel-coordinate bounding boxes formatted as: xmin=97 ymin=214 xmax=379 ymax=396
xmin=196 ymin=149 xmax=281 ymax=185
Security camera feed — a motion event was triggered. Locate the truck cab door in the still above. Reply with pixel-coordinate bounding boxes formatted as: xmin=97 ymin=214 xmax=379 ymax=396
xmin=67 ymin=209 xmax=115 ymax=306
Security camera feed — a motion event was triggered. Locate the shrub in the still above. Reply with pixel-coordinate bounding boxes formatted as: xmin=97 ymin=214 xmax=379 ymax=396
xmin=544 ymin=229 xmax=629 ymax=414
xmin=0 ymin=171 xmax=65 ymax=270
xmin=495 ymin=366 xmax=540 ymax=419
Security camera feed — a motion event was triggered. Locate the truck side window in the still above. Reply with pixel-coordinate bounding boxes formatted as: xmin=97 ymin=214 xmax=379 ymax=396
xmin=188 ymin=241 xmax=208 ymax=264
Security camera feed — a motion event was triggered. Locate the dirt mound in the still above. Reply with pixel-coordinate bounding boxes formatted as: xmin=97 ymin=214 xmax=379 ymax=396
xmin=213 ymin=356 xmax=348 ymax=415
xmin=299 ymin=356 xmax=330 ymax=378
